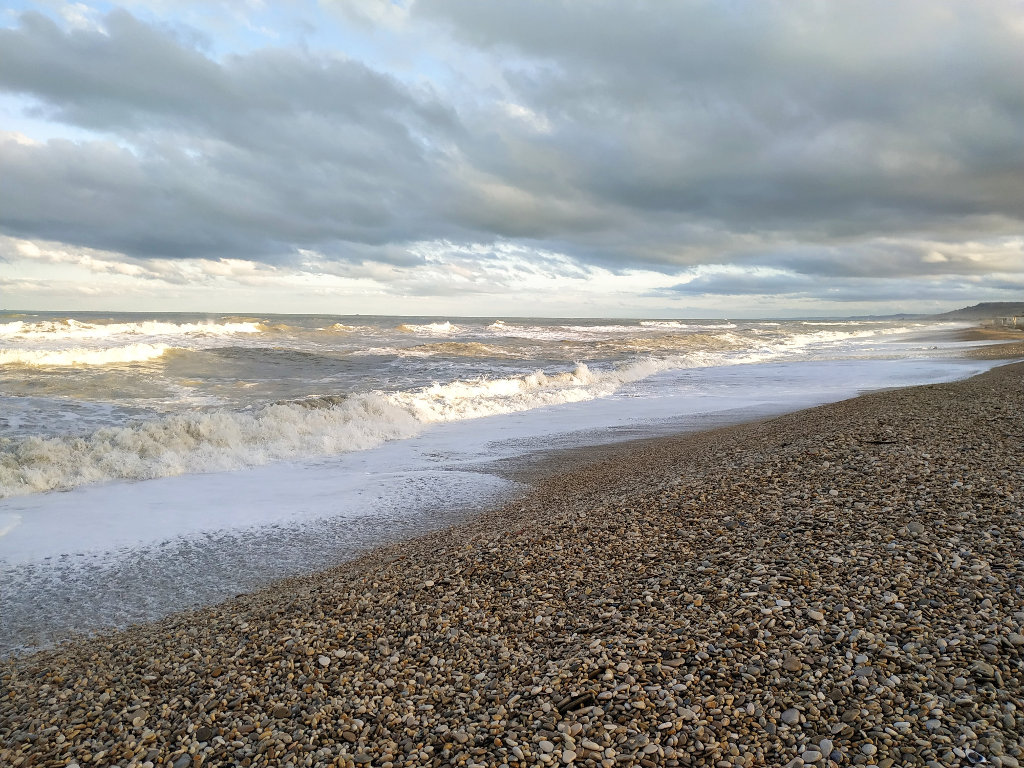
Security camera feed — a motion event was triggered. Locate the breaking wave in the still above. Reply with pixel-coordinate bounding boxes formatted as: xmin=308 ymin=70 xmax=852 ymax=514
xmin=0 ymin=356 xmax=699 ymax=497
xmin=397 ymin=321 xmax=458 ymax=335
xmin=0 ymin=319 xmax=263 ymax=340
xmin=0 ymin=343 xmax=173 ymax=367
xmin=0 ymin=395 xmax=422 ymax=498
xmin=639 ymin=321 xmax=690 ymax=329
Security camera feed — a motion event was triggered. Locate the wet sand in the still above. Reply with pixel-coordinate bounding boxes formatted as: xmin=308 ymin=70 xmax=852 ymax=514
xmin=2 ymin=355 xmax=1023 ymax=767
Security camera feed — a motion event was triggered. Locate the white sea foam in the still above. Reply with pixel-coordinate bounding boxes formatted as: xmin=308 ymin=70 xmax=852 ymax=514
xmin=0 ymin=355 xmax=709 ymax=497
xmin=0 ymin=394 xmax=423 ymax=497
xmin=639 ymin=320 xmax=690 ymax=329
xmin=0 ymin=319 xmax=263 ymax=340
xmin=397 ymin=321 xmax=458 ymax=334
xmin=0 ymin=343 xmax=173 ymax=367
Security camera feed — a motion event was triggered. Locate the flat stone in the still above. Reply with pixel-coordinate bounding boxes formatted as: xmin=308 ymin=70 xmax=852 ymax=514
xmin=271 ymin=705 xmax=291 ymax=719
xmin=781 ymin=708 xmax=800 ymax=725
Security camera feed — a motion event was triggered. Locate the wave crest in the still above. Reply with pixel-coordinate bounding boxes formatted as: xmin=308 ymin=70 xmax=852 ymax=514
xmin=397 ymin=321 xmax=458 ymax=335
xmin=0 ymin=343 xmax=173 ymax=367
xmin=0 ymin=319 xmax=263 ymax=340
xmin=0 ymin=357 xmax=685 ymax=497
xmin=0 ymin=394 xmax=421 ymax=498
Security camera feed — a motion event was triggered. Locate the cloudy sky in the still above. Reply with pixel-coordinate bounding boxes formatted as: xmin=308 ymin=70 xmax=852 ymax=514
xmin=1 ymin=0 xmax=1022 ymax=317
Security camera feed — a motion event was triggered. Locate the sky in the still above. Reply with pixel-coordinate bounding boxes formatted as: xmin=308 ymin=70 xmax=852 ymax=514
xmin=1 ymin=1 xmax=1023 ymax=318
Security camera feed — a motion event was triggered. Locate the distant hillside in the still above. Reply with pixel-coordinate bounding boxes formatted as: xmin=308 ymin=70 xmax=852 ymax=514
xmin=935 ymin=302 xmax=1024 ymax=320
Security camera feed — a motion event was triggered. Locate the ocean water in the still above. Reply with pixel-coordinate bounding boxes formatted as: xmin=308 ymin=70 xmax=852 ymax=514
xmin=0 ymin=311 xmax=1003 ymax=652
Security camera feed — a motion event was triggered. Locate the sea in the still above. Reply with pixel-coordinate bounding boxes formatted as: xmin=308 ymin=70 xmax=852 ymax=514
xmin=0 ymin=311 xmax=1004 ymax=653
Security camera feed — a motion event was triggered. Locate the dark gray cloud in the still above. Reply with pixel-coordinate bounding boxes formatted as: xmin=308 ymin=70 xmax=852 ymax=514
xmin=417 ymin=0 xmax=1024 ymax=267
xmin=0 ymin=9 xmax=468 ymax=260
xmin=1 ymin=2 xmax=1023 ymax=286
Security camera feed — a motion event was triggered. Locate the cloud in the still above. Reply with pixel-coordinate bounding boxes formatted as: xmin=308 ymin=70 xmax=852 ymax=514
xmin=0 ymin=10 xmax=467 ymax=260
xmin=665 ymin=262 xmax=1024 ymax=304
xmin=415 ymin=0 xmax=1024 ymax=262
xmin=0 ymin=2 xmax=1023 ymax=312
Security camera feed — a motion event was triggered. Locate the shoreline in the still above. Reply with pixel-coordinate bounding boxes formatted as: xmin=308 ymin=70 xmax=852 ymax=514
xmin=2 ymin=357 xmax=1023 ymax=766
xmin=3 ymin=343 xmax=1015 ymax=656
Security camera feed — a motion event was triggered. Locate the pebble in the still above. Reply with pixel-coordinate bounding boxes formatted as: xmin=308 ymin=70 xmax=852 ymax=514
xmin=783 ymin=655 xmax=803 ymax=672
xmin=2 ymin=362 xmax=1023 ymax=768
xmin=781 ymin=708 xmax=801 ymax=725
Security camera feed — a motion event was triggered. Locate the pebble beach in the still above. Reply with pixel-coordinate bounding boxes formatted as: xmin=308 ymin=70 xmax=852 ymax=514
xmin=2 ymin=350 xmax=1023 ymax=768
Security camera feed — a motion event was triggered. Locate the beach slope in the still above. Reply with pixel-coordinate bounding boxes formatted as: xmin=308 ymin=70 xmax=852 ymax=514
xmin=2 ymin=362 xmax=1023 ymax=767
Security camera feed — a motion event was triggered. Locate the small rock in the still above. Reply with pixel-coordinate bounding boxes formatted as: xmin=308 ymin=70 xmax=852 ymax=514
xmin=318 ymin=655 xmax=330 ymax=666
xmin=783 ymin=655 xmax=803 ymax=672
xmin=172 ymin=756 xmax=192 ymax=768
xmin=972 ymin=661 xmax=996 ymax=680
xmin=271 ymin=705 xmax=290 ymax=719
xmin=862 ymin=743 xmax=877 ymax=756
xmin=539 ymin=740 xmax=555 ymax=753
xmin=907 ymin=521 xmax=926 ymax=534
xmin=801 ymin=749 xmax=822 ymax=762
xmin=806 ymin=609 xmax=824 ymax=622
xmin=781 ymin=708 xmax=801 ymax=725
xmin=562 ymin=750 xmax=577 ymax=763
xmin=195 ymin=726 xmax=214 ymax=742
